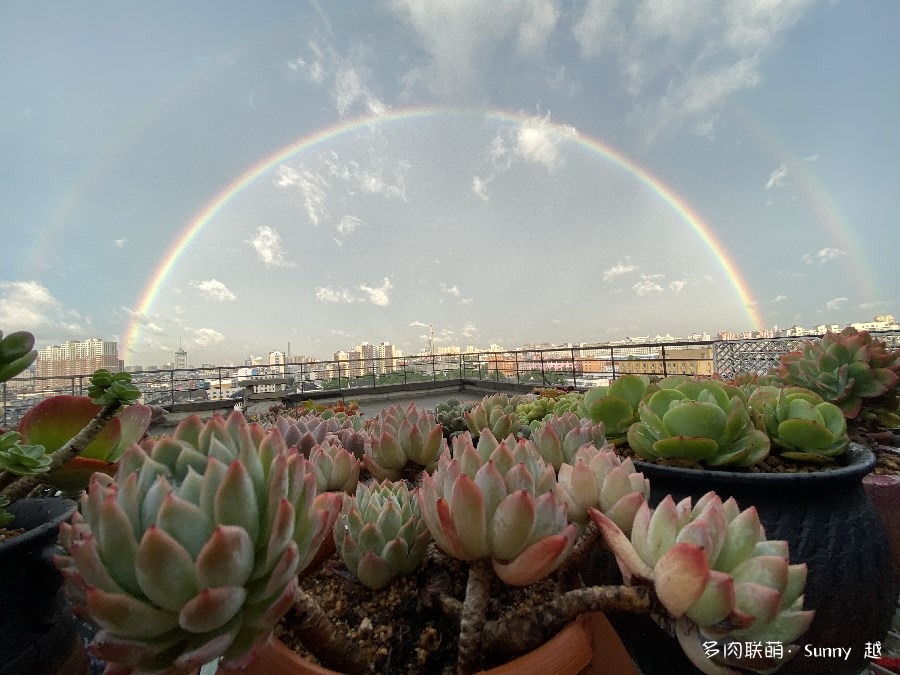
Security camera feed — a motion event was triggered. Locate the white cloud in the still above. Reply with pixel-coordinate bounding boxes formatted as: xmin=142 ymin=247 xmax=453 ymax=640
xmin=192 ymin=328 xmax=225 ymax=347
xmin=332 ymin=63 xmax=386 ymax=117
xmin=514 ymin=114 xmax=577 ymax=171
xmin=460 ymin=322 xmax=478 ymax=338
xmin=409 ymin=320 xmax=429 ymax=328
xmin=603 ymin=261 xmax=638 ymax=281
xmin=275 ymin=165 xmax=328 ymax=226
xmin=359 ymin=277 xmax=393 ymax=306
xmin=633 ymin=274 xmax=664 ymax=296
xmin=825 ymin=297 xmax=848 ymax=312
xmin=668 ymin=279 xmax=687 ymax=293
xmin=286 ymin=41 xmax=327 ymax=83
xmin=440 ymin=283 xmax=462 ymax=297
xmin=0 ymin=280 xmax=60 ymax=327
xmin=245 ymin=226 xmax=295 ymax=267
xmin=859 ymin=300 xmax=891 ymax=310
xmin=801 ymin=153 xmax=819 ymax=163
xmin=765 ymin=162 xmax=788 ymax=190
xmin=472 ymin=176 xmax=489 ymax=200
xmin=802 ymin=247 xmax=847 ymax=265
xmin=112 ymin=238 xmax=129 ymax=248
xmin=336 ymin=215 xmax=361 ymax=236
xmin=190 ymin=279 xmax=236 ymax=302
xmin=315 ymin=287 xmax=356 ymax=304
xmin=771 ymin=294 xmax=788 ymax=303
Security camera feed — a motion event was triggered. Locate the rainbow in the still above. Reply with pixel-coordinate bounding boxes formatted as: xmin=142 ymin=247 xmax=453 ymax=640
xmin=123 ymin=107 xmax=765 ymax=361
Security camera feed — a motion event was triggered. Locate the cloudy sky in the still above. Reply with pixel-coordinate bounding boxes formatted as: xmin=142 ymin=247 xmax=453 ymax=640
xmin=2 ymin=1 xmax=897 ymax=366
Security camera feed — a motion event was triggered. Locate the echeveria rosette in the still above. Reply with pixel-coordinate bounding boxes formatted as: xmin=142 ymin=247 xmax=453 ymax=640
xmin=54 ymin=411 xmax=342 ymax=674
xmin=308 ymin=439 xmax=360 ymax=493
xmin=364 ymin=402 xmax=445 ymax=480
xmin=463 ymin=393 xmax=527 ymax=440
xmin=530 ymin=412 xmax=611 ymax=470
xmin=419 ymin=430 xmax=577 ymax=586
xmin=333 ymin=479 xmax=431 ymax=590
xmin=556 ymin=445 xmax=648 ymax=534
xmin=273 ymin=414 xmax=364 ymax=457
xmin=627 ymin=380 xmax=770 ymax=468
xmin=748 ymin=386 xmax=849 ymax=463
xmin=582 ymin=375 xmax=652 ymax=444
xmin=774 ymin=327 xmax=900 ymax=420
xmin=590 ymin=491 xmax=813 ymax=675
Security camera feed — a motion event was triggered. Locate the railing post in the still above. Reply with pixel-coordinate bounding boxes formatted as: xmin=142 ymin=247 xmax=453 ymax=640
xmin=571 ymin=348 xmax=577 ymax=388
xmin=169 ymin=369 xmax=175 ymax=405
xmin=609 ymin=347 xmax=616 ymax=380
xmin=514 ymin=351 xmax=520 ymax=384
xmin=661 ymin=345 xmax=668 ymax=377
xmin=539 ymin=350 xmax=546 ymax=386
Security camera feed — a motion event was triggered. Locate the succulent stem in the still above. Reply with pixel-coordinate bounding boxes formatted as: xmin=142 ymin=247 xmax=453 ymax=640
xmin=484 ymin=585 xmax=653 ymax=657
xmin=457 ymin=558 xmax=493 ymax=675
xmin=556 ymin=520 xmax=601 ymax=591
xmin=0 ymin=402 xmax=120 ymax=502
xmin=289 ymin=588 xmax=374 ymax=674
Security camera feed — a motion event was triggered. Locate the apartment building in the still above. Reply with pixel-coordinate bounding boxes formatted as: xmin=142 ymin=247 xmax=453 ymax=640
xmin=36 ymin=339 xmax=120 ymax=380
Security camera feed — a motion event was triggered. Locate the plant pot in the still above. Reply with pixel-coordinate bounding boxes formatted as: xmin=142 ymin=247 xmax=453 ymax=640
xmin=0 ymin=497 xmax=86 ymax=675
xmin=864 ymin=471 xmax=900 ymax=578
xmin=217 ymin=612 xmax=636 ymax=675
xmin=585 ymin=443 xmax=896 ymax=675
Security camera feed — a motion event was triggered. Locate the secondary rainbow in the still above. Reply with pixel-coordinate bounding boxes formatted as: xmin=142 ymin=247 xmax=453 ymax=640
xmin=123 ymin=107 xmax=765 ymax=361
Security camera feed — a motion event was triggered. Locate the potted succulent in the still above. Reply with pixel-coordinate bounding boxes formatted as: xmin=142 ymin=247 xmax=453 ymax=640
xmin=0 ymin=328 xmax=147 ymax=674
xmin=597 ymin=372 xmax=895 ymax=675
xmin=56 ymin=401 xmax=815 ymax=675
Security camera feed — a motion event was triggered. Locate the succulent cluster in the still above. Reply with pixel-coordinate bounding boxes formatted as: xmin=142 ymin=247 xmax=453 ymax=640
xmin=582 ymin=375 xmax=650 ymax=444
xmin=365 ymin=402 xmax=445 ymax=480
xmin=772 ymin=327 xmax=900 ymax=420
xmin=591 ymin=492 xmax=813 ymax=673
xmin=87 ymin=368 xmax=142 ymax=407
xmin=433 ymin=397 xmax=474 ymax=438
xmin=627 ymin=377 xmax=770 ymax=467
xmin=464 ymin=393 xmax=528 ymax=440
xmin=748 ymin=386 xmax=849 ymax=462
xmin=54 ymin=412 xmax=341 ymax=673
xmin=529 ymin=411 xmax=611 ymax=470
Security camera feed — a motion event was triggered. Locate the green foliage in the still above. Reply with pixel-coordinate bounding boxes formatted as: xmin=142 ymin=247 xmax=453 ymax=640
xmin=87 ymin=368 xmax=142 ymax=406
xmin=0 ymin=495 xmax=12 ymax=527
xmin=0 ymin=329 xmax=37 ymax=383
xmin=0 ymin=430 xmax=50 ymax=475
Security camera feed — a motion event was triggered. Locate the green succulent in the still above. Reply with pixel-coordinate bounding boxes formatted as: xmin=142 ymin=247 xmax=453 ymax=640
xmin=463 ymin=393 xmax=528 ymax=440
xmin=582 ymin=375 xmax=652 ymax=444
xmin=748 ymin=386 xmax=849 ymax=462
xmin=529 ymin=412 xmax=611 ymax=470
xmin=773 ymin=327 xmax=900 ymax=420
xmin=0 ymin=329 xmax=37 ymax=383
xmin=87 ymin=368 xmax=142 ymax=406
xmin=0 ymin=431 xmax=50 ymax=475
xmin=364 ymin=402 xmax=445 ymax=480
xmin=627 ymin=377 xmax=770 ymax=468
xmin=333 ymin=479 xmax=431 ymax=590
xmin=433 ymin=397 xmax=474 ymax=438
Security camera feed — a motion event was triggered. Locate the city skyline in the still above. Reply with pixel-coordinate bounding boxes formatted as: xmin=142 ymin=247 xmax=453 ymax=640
xmin=2 ymin=2 xmax=898 ymax=365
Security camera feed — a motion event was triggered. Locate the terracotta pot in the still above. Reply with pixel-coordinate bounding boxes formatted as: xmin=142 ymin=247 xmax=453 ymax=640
xmin=218 ymin=612 xmax=636 ymax=675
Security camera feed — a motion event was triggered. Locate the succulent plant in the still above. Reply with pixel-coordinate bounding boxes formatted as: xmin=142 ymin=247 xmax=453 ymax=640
xmin=515 ymin=394 xmax=557 ymax=424
xmin=627 ymin=377 xmax=770 ymax=468
xmin=582 ymin=375 xmax=651 ymax=444
xmin=364 ymin=402 xmax=445 ymax=480
xmin=463 ymin=393 xmax=528 ymax=440
xmin=54 ymin=411 xmax=342 ymax=673
xmin=0 ymin=430 xmax=50 ymax=475
xmin=308 ymin=439 xmax=361 ymax=493
xmin=772 ymin=327 xmax=900 ymax=420
xmin=418 ymin=430 xmax=577 ymax=586
xmin=748 ymin=386 xmax=849 ymax=462
xmin=0 ymin=329 xmax=37 ymax=384
xmin=556 ymin=445 xmax=649 ymax=532
xmin=433 ymin=397 xmax=474 ymax=438
xmin=529 ymin=411 xmax=611 ymax=470
xmin=333 ymin=479 xmax=431 ymax=590
xmin=591 ymin=491 xmax=813 ymax=673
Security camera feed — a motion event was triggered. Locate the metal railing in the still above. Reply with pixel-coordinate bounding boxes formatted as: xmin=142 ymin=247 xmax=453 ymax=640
xmin=3 ymin=331 xmax=898 ymax=427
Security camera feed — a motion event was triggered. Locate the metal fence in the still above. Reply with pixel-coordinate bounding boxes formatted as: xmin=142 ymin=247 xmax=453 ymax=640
xmin=3 ymin=331 xmax=899 ymax=427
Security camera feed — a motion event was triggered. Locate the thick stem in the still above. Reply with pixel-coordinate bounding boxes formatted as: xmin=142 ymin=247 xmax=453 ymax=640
xmin=289 ymin=588 xmax=374 ymax=674
xmin=457 ymin=559 xmax=493 ymax=675
xmin=556 ymin=519 xmax=600 ymax=591
xmin=1 ymin=403 xmax=120 ymax=502
xmin=484 ymin=585 xmax=653 ymax=657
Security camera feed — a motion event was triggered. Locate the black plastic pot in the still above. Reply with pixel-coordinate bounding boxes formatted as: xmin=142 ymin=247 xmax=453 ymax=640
xmin=0 ymin=497 xmax=82 ymax=675
xmin=585 ymin=443 xmax=897 ymax=675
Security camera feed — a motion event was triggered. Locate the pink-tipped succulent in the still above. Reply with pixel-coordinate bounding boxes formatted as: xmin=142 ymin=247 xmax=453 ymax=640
xmin=418 ymin=430 xmax=577 ymax=586
xmin=273 ymin=414 xmax=362 ymax=456
xmin=308 ymin=438 xmax=361 ymax=493
xmin=773 ymin=327 xmax=900 ymax=420
xmin=590 ymin=491 xmax=813 ymax=674
xmin=556 ymin=445 xmax=649 ymax=534
xmin=333 ymin=479 xmax=431 ymax=590
xmin=364 ymin=402 xmax=445 ymax=480
xmin=54 ymin=411 xmax=341 ymax=674
xmin=530 ymin=411 xmax=612 ymax=470
xmin=463 ymin=393 xmax=528 ymax=440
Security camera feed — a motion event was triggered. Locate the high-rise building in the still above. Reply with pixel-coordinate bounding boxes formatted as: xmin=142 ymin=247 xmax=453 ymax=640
xmin=268 ymin=350 xmax=286 ymax=375
xmin=36 ymin=339 xmax=120 ymax=382
xmin=174 ymin=344 xmax=188 ymax=370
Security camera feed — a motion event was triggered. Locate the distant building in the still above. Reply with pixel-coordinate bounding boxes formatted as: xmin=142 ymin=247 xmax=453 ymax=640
xmin=36 ymin=339 xmax=120 ymax=382
xmin=174 ymin=345 xmax=188 ymax=370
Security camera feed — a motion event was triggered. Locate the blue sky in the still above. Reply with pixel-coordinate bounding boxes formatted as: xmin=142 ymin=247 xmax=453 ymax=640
xmin=1 ymin=1 xmax=897 ymax=366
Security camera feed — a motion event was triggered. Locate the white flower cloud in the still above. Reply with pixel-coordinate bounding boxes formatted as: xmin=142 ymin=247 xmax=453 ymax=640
xmin=192 ymin=328 xmax=225 ymax=347
xmin=359 ymin=277 xmax=394 ymax=306
xmin=189 ymin=279 xmax=236 ymax=302
xmin=514 ymin=114 xmax=577 ymax=171
xmin=633 ymin=274 xmax=664 ymax=296
xmin=245 ymin=226 xmax=295 ymax=267
xmin=603 ymin=261 xmax=638 ymax=281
